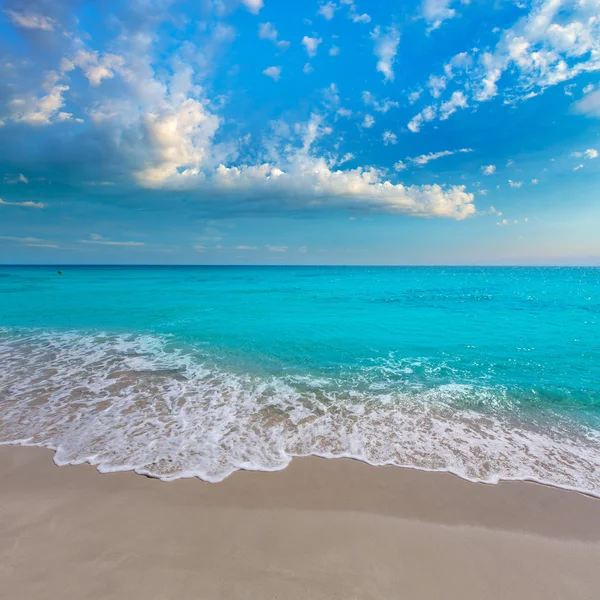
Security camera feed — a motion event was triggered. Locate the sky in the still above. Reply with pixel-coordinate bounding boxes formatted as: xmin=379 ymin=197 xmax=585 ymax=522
xmin=0 ymin=0 xmax=599 ymax=265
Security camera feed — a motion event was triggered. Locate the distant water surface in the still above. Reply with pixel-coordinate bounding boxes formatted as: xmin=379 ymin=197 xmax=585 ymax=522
xmin=0 ymin=266 xmax=599 ymax=493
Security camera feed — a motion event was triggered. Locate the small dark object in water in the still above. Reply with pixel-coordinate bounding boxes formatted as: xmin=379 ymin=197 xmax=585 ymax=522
xmin=57 ymin=270 xmax=63 ymax=275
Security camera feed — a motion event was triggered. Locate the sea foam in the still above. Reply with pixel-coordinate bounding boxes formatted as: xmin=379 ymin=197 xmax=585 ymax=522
xmin=1 ymin=328 xmax=599 ymax=495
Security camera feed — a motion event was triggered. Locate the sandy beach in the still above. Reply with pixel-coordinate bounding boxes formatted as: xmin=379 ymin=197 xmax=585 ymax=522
xmin=0 ymin=446 xmax=599 ymax=599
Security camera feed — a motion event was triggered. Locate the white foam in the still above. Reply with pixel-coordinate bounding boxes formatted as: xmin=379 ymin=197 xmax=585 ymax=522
xmin=1 ymin=328 xmax=599 ymax=494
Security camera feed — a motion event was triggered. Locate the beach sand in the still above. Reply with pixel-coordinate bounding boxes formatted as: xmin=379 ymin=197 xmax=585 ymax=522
xmin=1 ymin=446 xmax=600 ymax=599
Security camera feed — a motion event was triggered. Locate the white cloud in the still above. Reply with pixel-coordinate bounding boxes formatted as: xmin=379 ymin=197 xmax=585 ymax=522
xmin=329 ymin=45 xmax=341 ymax=56
xmin=497 ymin=219 xmax=509 ymax=227
xmin=266 ymin=245 xmax=288 ymax=252
xmin=133 ymin=96 xmax=221 ymax=188
xmin=209 ymin=110 xmax=476 ymax=219
xmin=479 ymin=189 xmax=488 ymax=195
xmin=508 ymin=179 xmax=523 ymax=188
xmin=242 ymin=0 xmax=264 ymax=14
xmin=428 ymin=74 xmax=447 ymax=98
xmin=258 ymin=22 xmax=290 ymax=51
xmin=13 ymin=34 xmax=476 ymax=222
xmin=422 ymin=0 xmax=458 ymax=31
xmin=302 ymin=36 xmax=323 ymax=58
xmin=263 ymin=66 xmax=282 ymax=81
xmin=341 ymin=0 xmax=371 ymax=23
xmin=574 ymin=164 xmax=584 ymax=170
xmin=408 ymin=91 xmax=467 ymax=131
xmin=62 ymin=50 xmax=124 ymax=86
xmin=394 ymin=160 xmax=407 ymax=171
xmin=361 ymin=91 xmax=399 ymax=113
xmin=411 ymin=1 xmax=600 ymax=131
xmin=572 ymin=148 xmax=598 ymax=159
xmin=408 ymin=147 xmax=473 ymax=166
xmin=439 ymin=91 xmax=468 ymax=120
xmin=303 ymin=63 xmax=314 ymax=74
xmin=8 ymin=71 xmax=76 ymax=126
xmin=371 ymin=26 xmax=400 ymax=83
xmin=481 ymin=164 xmax=496 ymax=175
xmin=531 ymin=178 xmax=539 ymax=184
xmin=407 ymin=105 xmax=436 ymax=133
xmin=408 ymin=90 xmax=422 ymax=104
xmin=362 ymin=114 xmax=375 ymax=128
xmin=80 ymin=234 xmax=145 ymax=247
xmin=443 ymin=52 xmax=473 ymax=78
xmin=382 ymin=130 xmax=397 ymax=145
xmin=4 ymin=9 xmax=56 ymax=31
xmin=318 ymin=2 xmax=337 ymax=20
xmin=583 ymin=83 xmax=594 ymax=94
xmin=336 ymin=107 xmax=352 ymax=118
xmin=0 ymin=198 xmax=45 ymax=208
xmin=236 ymin=245 xmax=257 ymax=250
xmin=573 ymin=90 xmax=600 ymax=118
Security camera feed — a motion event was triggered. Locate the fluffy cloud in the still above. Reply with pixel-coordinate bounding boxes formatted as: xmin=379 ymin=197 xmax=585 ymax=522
xmin=382 ymin=130 xmax=397 ymax=145
xmin=134 ymin=97 xmax=221 ymax=187
xmin=361 ymin=91 xmax=399 ymax=112
xmin=573 ymin=90 xmax=600 ymax=118
xmin=572 ymin=148 xmax=599 ymax=159
xmin=422 ymin=0 xmax=459 ymax=31
xmin=317 ymin=2 xmax=337 ymax=20
xmin=1 ymin=3 xmax=478 ymax=222
xmin=508 ymin=180 xmax=523 ymax=188
xmin=362 ymin=114 xmax=375 ymax=128
xmin=8 ymin=71 xmax=76 ymax=125
xmin=62 ymin=50 xmax=125 ymax=86
xmin=371 ymin=26 xmax=400 ymax=83
xmin=263 ymin=66 xmax=282 ymax=81
xmin=341 ymin=0 xmax=371 ymax=23
xmin=481 ymin=165 xmax=496 ymax=175
xmin=4 ymin=9 xmax=56 ymax=30
xmin=241 ymin=0 xmax=264 ymax=14
xmin=302 ymin=36 xmax=323 ymax=58
xmin=407 ymin=91 xmax=467 ymax=132
xmin=258 ymin=22 xmax=290 ymax=51
xmin=133 ymin=111 xmax=476 ymax=220
xmin=428 ymin=75 xmax=447 ymax=98
xmin=410 ymin=0 xmax=600 ymax=131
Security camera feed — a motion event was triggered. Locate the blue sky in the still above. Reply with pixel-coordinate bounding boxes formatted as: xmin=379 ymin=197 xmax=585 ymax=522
xmin=1 ymin=0 xmax=599 ymax=265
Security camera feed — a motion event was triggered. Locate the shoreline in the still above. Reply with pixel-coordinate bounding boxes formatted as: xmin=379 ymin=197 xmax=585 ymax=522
xmin=4 ymin=438 xmax=600 ymax=502
xmin=2 ymin=446 xmax=600 ymax=599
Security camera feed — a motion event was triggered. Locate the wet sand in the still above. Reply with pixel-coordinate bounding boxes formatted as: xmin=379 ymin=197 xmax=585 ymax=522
xmin=1 ymin=445 xmax=600 ymax=599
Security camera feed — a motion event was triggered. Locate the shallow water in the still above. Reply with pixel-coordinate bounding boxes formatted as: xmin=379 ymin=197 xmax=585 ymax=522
xmin=0 ymin=266 xmax=599 ymax=492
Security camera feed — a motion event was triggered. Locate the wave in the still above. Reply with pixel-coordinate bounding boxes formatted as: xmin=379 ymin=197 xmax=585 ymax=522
xmin=1 ymin=328 xmax=599 ymax=495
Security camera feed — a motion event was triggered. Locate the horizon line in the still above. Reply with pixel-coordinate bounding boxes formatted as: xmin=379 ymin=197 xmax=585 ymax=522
xmin=1 ymin=264 xmax=599 ymax=268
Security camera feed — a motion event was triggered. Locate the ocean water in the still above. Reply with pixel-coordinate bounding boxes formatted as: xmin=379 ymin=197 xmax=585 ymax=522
xmin=0 ymin=265 xmax=599 ymax=494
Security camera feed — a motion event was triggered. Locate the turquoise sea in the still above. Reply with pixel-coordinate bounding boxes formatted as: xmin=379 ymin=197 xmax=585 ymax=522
xmin=0 ymin=266 xmax=599 ymax=493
